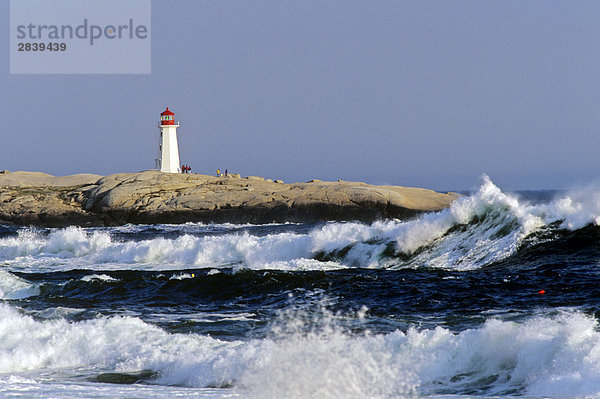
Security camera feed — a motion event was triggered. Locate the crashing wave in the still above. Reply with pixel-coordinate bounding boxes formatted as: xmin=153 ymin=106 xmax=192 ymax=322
xmin=1 ymin=176 xmax=600 ymax=272
xmin=0 ymin=303 xmax=598 ymax=398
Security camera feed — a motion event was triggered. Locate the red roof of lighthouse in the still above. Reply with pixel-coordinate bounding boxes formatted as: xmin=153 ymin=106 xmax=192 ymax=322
xmin=161 ymin=107 xmax=175 ymax=116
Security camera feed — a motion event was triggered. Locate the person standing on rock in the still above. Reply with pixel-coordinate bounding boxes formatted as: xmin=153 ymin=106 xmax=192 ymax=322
xmin=225 ymin=169 xmax=228 ymax=177
xmin=217 ymin=169 xmax=221 ymax=177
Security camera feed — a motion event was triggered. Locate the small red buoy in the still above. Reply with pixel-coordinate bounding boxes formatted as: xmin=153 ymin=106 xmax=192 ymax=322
xmin=538 ymin=290 xmax=546 ymax=295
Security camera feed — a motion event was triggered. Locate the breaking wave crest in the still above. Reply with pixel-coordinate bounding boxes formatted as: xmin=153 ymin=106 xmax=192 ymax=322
xmin=2 ymin=176 xmax=600 ymax=272
xmin=0 ymin=270 xmax=39 ymax=299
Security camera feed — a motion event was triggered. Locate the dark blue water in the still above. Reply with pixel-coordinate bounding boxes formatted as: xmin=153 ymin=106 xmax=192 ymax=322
xmin=15 ymin=238 xmax=600 ymax=338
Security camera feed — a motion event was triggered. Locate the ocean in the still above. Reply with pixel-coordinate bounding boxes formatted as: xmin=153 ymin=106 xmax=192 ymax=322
xmin=1 ymin=176 xmax=600 ymax=398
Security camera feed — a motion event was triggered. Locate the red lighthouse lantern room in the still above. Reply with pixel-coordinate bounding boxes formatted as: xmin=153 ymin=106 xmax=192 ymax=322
xmin=160 ymin=107 xmax=175 ymax=125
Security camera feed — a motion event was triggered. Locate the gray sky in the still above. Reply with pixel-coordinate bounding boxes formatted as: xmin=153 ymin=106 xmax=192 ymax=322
xmin=3 ymin=1 xmax=600 ymax=191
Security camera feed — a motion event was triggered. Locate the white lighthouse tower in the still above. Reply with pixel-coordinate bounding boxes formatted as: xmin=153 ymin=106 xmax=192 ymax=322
xmin=156 ymin=107 xmax=181 ymax=173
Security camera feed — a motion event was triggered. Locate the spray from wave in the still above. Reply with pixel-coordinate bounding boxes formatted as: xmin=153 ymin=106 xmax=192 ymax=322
xmin=1 ymin=301 xmax=599 ymax=398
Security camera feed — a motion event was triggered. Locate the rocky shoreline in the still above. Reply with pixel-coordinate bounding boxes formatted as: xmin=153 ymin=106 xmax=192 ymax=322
xmin=0 ymin=171 xmax=461 ymax=227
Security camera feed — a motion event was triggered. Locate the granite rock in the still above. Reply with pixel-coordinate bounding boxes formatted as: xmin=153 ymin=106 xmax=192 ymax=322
xmin=0 ymin=170 xmax=461 ymax=226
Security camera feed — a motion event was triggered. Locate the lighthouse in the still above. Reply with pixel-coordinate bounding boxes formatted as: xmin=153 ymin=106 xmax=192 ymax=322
xmin=156 ymin=107 xmax=181 ymax=173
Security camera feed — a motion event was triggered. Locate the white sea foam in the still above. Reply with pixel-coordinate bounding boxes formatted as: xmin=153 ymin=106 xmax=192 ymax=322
xmin=0 ymin=376 xmax=232 ymax=399
xmin=170 ymin=272 xmax=195 ymax=280
xmin=1 ymin=303 xmax=600 ymax=398
xmin=2 ymin=176 xmax=600 ymax=272
xmin=81 ymin=274 xmax=118 ymax=282
xmin=531 ymin=183 xmax=600 ymax=230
